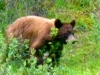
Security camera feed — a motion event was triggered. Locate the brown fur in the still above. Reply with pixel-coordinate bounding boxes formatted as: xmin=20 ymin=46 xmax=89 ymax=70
xmin=6 ymin=16 xmax=76 ymax=65
xmin=6 ymin=16 xmax=58 ymax=50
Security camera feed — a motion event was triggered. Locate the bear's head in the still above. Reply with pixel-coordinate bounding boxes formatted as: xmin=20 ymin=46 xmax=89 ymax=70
xmin=54 ymin=19 xmax=76 ymax=44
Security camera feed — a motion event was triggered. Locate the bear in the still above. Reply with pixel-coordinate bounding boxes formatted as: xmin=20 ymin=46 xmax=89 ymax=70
xmin=6 ymin=16 xmax=76 ymax=65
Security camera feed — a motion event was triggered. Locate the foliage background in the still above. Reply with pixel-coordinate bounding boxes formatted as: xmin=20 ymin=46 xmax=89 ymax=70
xmin=0 ymin=0 xmax=100 ymax=75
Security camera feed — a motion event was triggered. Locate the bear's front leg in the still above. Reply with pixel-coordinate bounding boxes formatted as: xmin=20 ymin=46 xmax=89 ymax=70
xmin=30 ymin=39 xmax=45 ymax=65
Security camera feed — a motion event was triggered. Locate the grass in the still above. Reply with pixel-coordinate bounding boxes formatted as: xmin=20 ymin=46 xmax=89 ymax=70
xmin=0 ymin=0 xmax=100 ymax=75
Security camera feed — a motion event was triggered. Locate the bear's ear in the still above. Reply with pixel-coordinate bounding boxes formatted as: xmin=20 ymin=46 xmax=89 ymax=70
xmin=70 ymin=19 xmax=76 ymax=28
xmin=55 ymin=19 xmax=62 ymax=28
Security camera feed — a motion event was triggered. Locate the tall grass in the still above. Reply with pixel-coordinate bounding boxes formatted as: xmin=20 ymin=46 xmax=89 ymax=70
xmin=0 ymin=0 xmax=100 ymax=75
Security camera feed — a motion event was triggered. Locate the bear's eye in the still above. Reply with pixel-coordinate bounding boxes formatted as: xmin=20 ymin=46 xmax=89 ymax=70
xmin=67 ymin=31 xmax=72 ymax=34
xmin=67 ymin=31 xmax=74 ymax=35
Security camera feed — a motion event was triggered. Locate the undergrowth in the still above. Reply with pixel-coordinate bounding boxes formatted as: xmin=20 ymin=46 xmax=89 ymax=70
xmin=0 ymin=0 xmax=100 ymax=75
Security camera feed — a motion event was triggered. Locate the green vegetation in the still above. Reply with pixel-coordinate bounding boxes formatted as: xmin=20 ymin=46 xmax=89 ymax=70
xmin=0 ymin=0 xmax=100 ymax=75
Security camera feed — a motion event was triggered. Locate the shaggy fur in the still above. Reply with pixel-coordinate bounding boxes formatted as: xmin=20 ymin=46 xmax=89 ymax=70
xmin=6 ymin=16 xmax=58 ymax=49
xmin=6 ymin=15 xmax=76 ymax=65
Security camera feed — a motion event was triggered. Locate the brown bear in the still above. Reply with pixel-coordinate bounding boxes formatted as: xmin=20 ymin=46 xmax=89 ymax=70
xmin=6 ymin=16 xmax=76 ymax=65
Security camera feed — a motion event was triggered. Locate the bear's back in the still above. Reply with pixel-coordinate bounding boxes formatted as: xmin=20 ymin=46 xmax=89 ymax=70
xmin=6 ymin=16 xmax=56 ymax=43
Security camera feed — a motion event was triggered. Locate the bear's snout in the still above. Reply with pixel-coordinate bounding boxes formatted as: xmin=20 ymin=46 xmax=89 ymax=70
xmin=66 ymin=34 xmax=76 ymax=44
